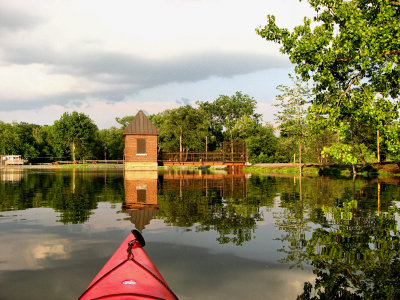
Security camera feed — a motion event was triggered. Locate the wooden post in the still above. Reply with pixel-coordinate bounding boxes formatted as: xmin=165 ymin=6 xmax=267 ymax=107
xmin=299 ymin=136 xmax=302 ymax=177
xmin=179 ymin=135 xmax=182 ymax=162
xmin=377 ymin=130 xmax=380 ymax=163
xmin=206 ymin=136 xmax=208 ymax=161
xmin=72 ymin=141 xmax=76 ymax=163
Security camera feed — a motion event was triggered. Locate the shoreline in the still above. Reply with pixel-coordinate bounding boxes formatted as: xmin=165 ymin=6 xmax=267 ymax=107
xmin=244 ymin=162 xmax=400 ymax=178
xmin=0 ymin=164 xmax=226 ymax=171
xmin=0 ymin=163 xmax=125 ymax=170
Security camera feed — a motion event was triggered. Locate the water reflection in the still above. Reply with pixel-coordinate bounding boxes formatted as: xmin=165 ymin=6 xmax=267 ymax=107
xmin=273 ymin=176 xmax=400 ymax=299
xmin=1 ymin=169 xmax=400 ymax=299
xmin=160 ymin=170 xmax=247 ymax=199
xmin=121 ymin=169 xmax=257 ymax=245
xmin=0 ymin=169 xmax=124 ymax=223
xmin=0 ymin=168 xmax=24 ymax=182
xmin=156 ymin=169 xmax=259 ymax=245
xmin=291 ymin=203 xmax=400 ymax=299
xmin=123 ymin=171 xmax=159 ymax=231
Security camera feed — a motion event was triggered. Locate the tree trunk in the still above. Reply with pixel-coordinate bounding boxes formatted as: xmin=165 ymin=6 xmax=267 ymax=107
xmin=351 ymin=121 xmax=366 ymax=166
xmin=205 ymin=136 xmax=208 ymax=161
xmin=350 ymin=120 xmax=362 ymax=171
xmin=355 ymin=137 xmax=367 ymax=166
xmin=179 ymin=135 xmax=182 ymax=162
xmin=72 ymin=141 xmax=76 ymax=162
xmin=230 ymin=130 xmax=234 ymax=161
xmin=299 ymin=135 xmax=302 ymax=176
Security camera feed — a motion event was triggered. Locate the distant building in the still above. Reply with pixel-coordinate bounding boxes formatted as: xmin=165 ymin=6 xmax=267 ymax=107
xmin=123 ymin=110 xmax=159 ymax=170
xmin=1 ymin=155 xmax=26 ymax=166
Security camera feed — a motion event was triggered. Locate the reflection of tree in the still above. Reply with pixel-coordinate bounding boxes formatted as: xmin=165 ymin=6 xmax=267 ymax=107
xmin=272 ymin=177 xmax=400 ymax=298
xmin=299 ymin=204 xmax=400 ymax=299
xmin=157 ymin=188 xmax=263 ymax=246
xmin=277 ymin=193 xmax=400 ymax=299
xmin=246 ymin=176 xmax=278 ymax=208
xmin=0 ymin=170 xmax=124 ymax=224
xmin=275 ymin=176 xmax=311 ymax=269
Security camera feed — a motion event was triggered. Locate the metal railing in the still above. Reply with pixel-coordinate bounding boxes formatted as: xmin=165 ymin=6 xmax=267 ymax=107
xmin=159 ymin=152 xmax=246 ymax=163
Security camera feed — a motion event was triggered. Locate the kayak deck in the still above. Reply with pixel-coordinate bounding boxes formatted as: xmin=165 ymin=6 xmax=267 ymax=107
xmin=80 ymin=230 xmax=177 ymax=300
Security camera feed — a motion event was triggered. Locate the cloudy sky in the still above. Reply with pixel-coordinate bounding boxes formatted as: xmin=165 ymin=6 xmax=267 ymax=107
xmin=0 ymin=0 xmax=314 ymax=129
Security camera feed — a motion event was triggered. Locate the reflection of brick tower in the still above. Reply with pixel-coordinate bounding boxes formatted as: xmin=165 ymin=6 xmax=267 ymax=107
xmin=124 ymin=110 xmax=159 ymax=170
xmin=124 ymin=171 xmax=158 ymax=231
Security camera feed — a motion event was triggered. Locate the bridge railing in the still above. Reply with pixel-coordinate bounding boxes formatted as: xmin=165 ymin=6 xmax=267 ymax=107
xmin=159 ymin=152 xmax=246 ymax=163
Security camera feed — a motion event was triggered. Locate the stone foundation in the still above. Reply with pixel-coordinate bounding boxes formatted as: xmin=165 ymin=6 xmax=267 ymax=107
xmin=124 ymin=162 xmax=158 ymax=171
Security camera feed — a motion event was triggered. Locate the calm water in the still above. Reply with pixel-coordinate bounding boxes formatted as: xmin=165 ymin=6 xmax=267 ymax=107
xmin=0 ymin=168 xmax=399 ymax=299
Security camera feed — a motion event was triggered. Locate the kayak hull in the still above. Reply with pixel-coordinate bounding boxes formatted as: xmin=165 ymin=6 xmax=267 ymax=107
xmin=80 ymin=231 xmax=177 ymax=300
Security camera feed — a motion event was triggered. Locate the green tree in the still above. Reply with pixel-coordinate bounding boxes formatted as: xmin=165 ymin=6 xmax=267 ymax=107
xmin=0 ymin=122 xmax=20 ymax=155
xmin=98 ymin=127 xmax=124 ymax=160
xmin=13 ymin=122 xmax=42 ymax=160
xmin=303 ymin=126 xmax=337 ymax=163
xmin=233 ymin=117 xmax=278 ymax=162
xmin=275 ymin=76 xmax=311 ymax=170
xmin=36 ymin=125 xmax=58 ymax=160
xmin=207 ymin=92 xmax=261 ymax=144
xmin=115 ymin=115 xmax=134 ymax=130
xmin=256 ymin=0 xmax=400 ymax=163
xmin=149 ymin=112 xmax=177 ymax=153
xmin=0 ymin=121 xmax=47 ymax=161
xmin=157 ymin=105 xmax=209 ymax=153
xmin=196 ymin=103 xmax=223 ymax=152
xmin=52 ymin=112 xmax=99 ymax=161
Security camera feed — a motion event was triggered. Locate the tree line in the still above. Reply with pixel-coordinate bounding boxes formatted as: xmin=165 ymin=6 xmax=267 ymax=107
xmin=0 ymin=92 xmax=277 ymax=163
xmin=0 ymin=83 xmax=399 ymax=165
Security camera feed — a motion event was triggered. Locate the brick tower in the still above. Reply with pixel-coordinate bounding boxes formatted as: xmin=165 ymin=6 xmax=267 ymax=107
xmin=123 ymin=110 xmax=159 ymax=170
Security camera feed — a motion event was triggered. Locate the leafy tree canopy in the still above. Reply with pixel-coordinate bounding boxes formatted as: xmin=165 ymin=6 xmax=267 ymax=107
xmin=257 ymin=0 xmax=400 ymax=162
xmin=257 ymin=0 xmax=400 ymax=99
xmin=198 ymin=91 xmax=261 ymax=144
xmin=53 ymin=111 xmax=98 ymax=161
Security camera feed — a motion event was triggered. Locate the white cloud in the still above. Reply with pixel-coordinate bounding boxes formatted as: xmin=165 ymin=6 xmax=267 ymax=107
xmin=0 ymin=0 xmax=314 ymax=127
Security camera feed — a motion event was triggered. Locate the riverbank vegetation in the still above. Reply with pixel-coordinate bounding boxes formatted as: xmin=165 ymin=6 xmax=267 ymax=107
xmin=1 ymin=83 xmax=398 ymax=171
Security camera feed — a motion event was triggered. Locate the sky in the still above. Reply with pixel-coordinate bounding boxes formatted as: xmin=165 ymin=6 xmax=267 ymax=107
xmin=0 ymin=0 xmax=314 ymax=129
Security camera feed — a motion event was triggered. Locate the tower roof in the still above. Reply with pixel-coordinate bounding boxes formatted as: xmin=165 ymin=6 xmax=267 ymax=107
xmin=123 ymin=110 xmax=159 ymax=135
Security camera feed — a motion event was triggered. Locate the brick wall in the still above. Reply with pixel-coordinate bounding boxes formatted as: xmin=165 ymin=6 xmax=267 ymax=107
xmin=124 ymin=134 xmax=158 ymax=163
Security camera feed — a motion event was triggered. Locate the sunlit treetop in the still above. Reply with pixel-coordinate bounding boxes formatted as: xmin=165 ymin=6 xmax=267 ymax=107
xmin=256 ymin=0 xmax=400 ymax=102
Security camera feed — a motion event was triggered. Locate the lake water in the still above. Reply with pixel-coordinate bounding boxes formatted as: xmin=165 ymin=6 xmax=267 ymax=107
xmin=0 ymin=168 xmax=399 ymax=299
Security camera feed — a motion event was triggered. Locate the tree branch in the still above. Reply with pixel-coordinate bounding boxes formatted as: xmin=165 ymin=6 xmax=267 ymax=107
xmin=338 ymin=261 xmax=363 ymax=290
xmin=335 ymin=49 xmax=400 ymax=63
xmin=337 ymin=71 xmax=362 ymax=105
xmin=381 ymin=48 xmax=400 ymax=56
xmin=336 ymin=57 xmax=351 ymax=62
xmin=389 ymin=1 xmax=400 ymax=6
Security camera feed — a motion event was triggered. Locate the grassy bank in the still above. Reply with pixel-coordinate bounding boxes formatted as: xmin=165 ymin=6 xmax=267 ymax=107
xmin=244 ymin=163 xmax=400 ymax=178
xmin=58 ymin=163 xmax=124 ymax=169
xmin=244 ymin=165 xmax=319 ymax=176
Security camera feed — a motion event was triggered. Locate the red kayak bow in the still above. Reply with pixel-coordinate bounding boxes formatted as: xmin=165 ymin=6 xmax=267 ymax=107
xmin=79 ymin=230 xmax=178 ymax=300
